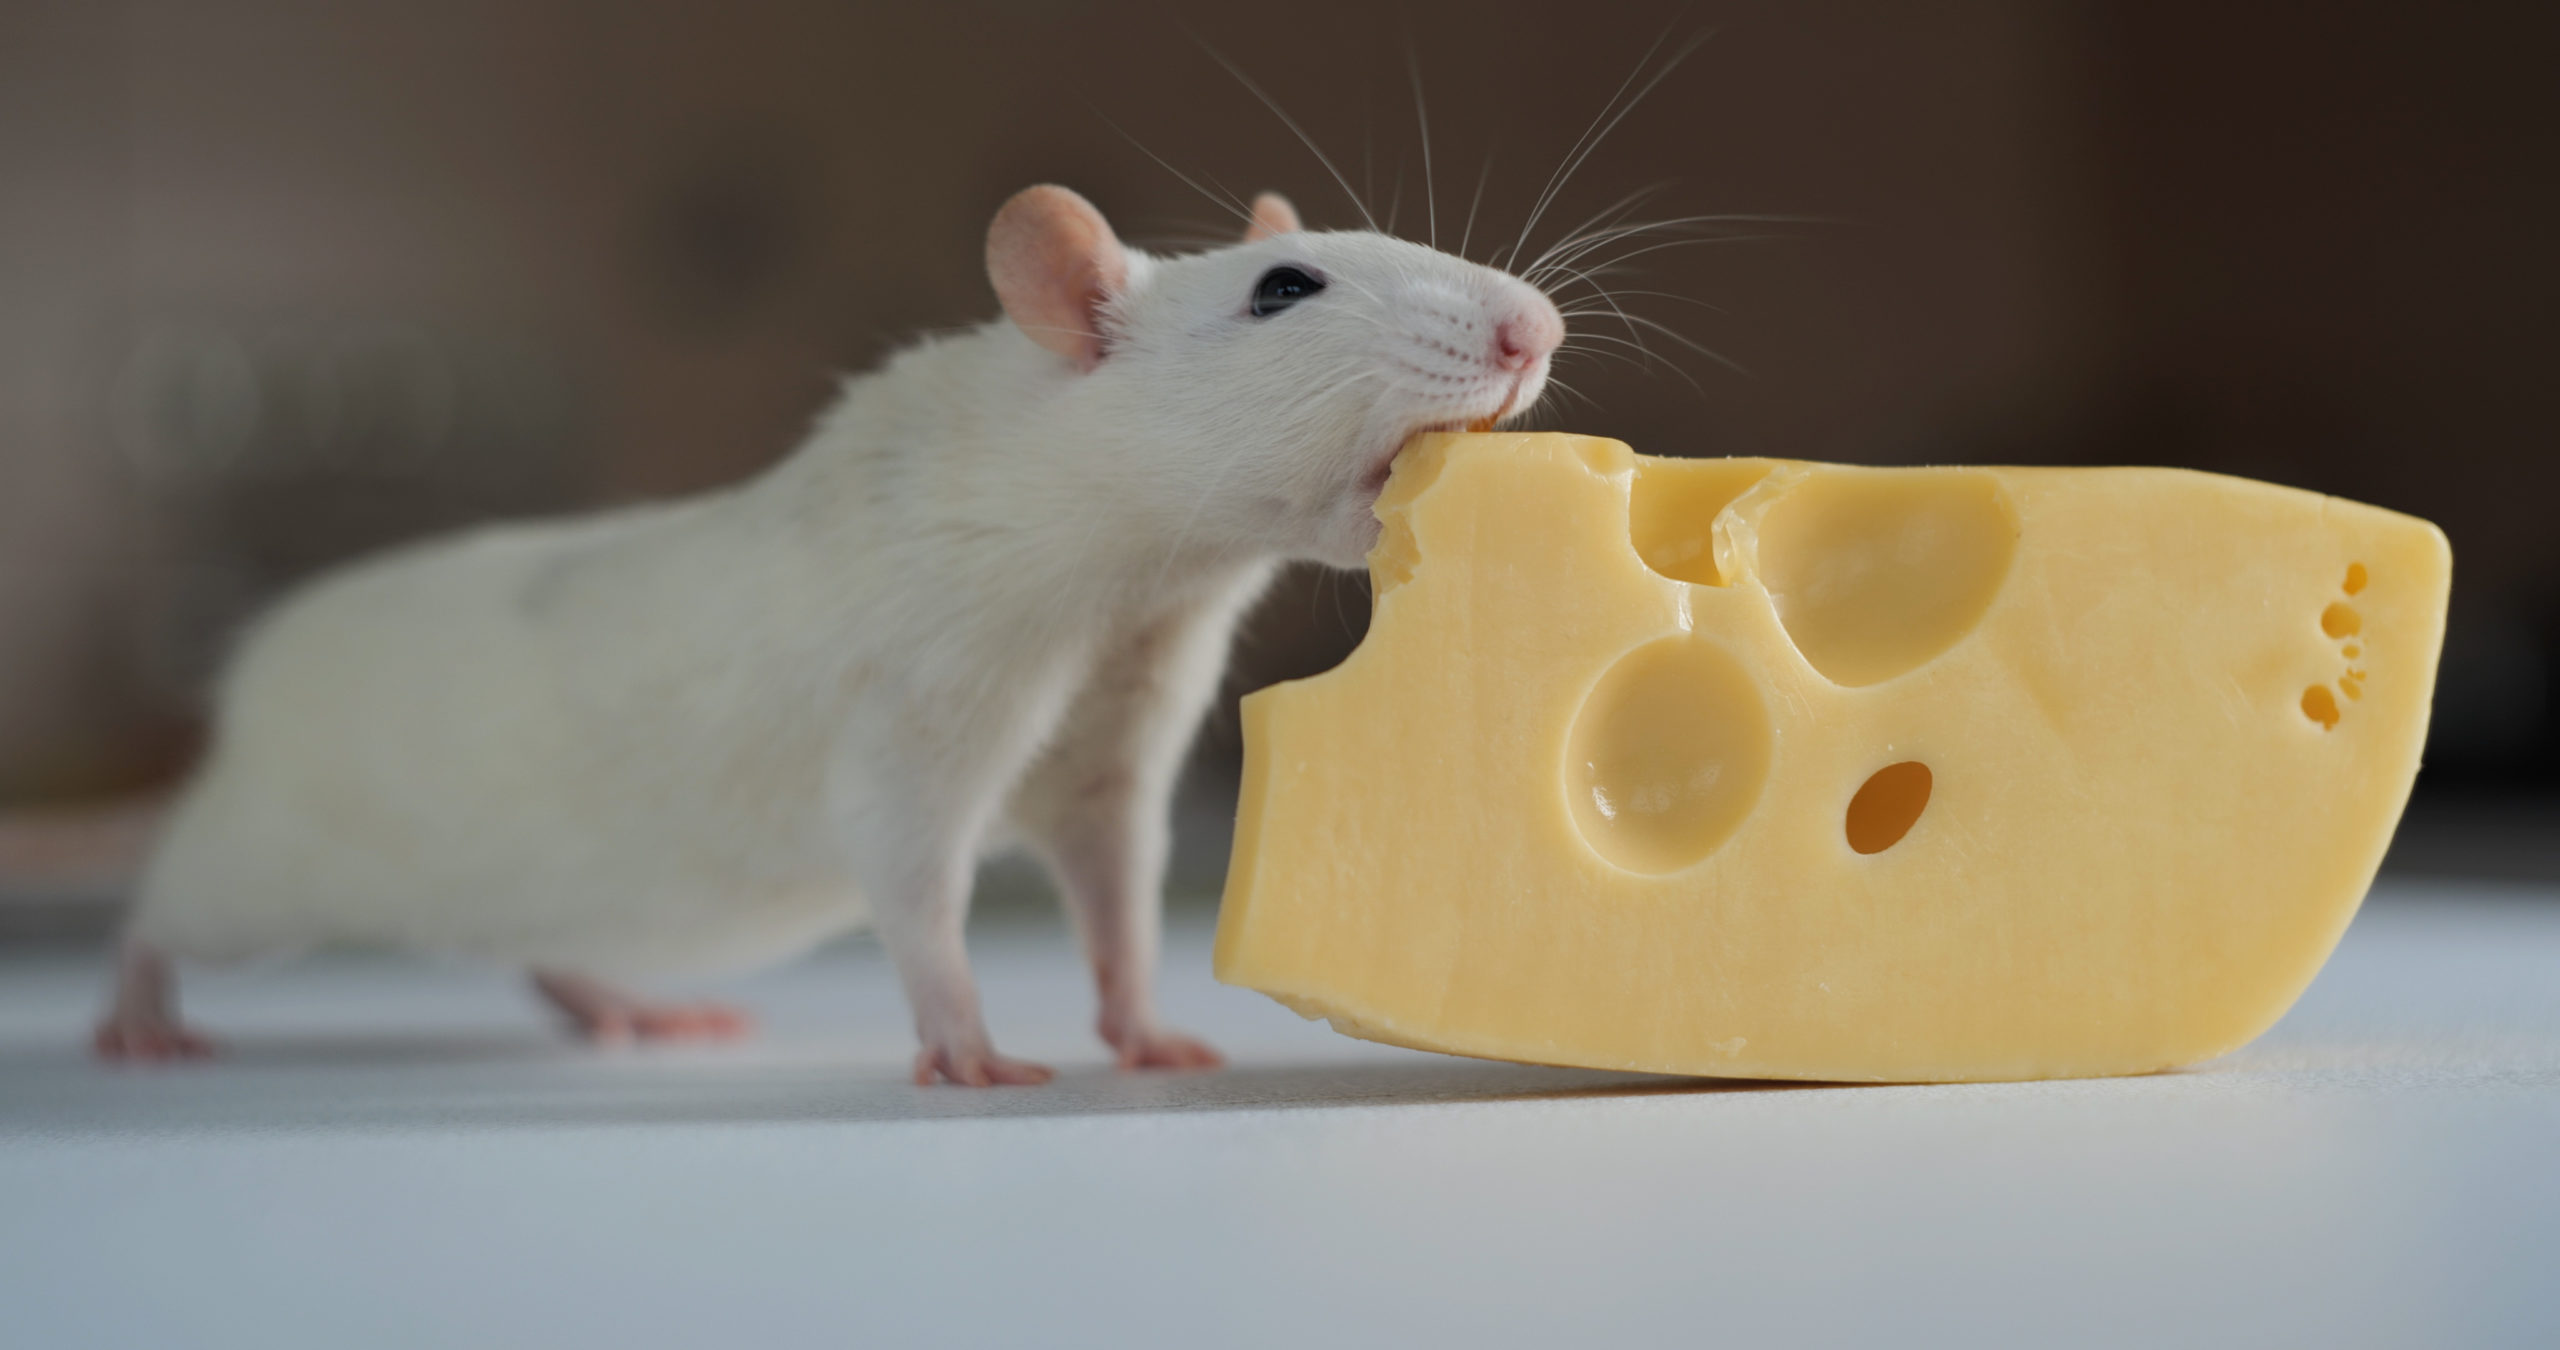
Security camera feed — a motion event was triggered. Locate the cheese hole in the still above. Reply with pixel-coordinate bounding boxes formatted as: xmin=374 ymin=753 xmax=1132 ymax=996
xmin=1566 ymin=635 xmax=1772 ymax=874
xmin=2321 ymin=603 xmax=2362 ymax=639
xmin=2302 ymin=684 xmax=2341 ymax=730
xmin=1757 ymin=471 xmax=2019 ymax=686
xmin=1845 ymin=761 xmax=1932 ymax=855
xmin=1627 ymin=457 xmax=1774 ymax=587
xmin=2343 ymin=562 xmax=2368 ymax=595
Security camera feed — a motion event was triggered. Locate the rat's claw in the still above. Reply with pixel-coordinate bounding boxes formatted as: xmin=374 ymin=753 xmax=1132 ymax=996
xmin=912 ymin=1044 xmax=1055 ymax=1087
xmin=1109 ymin=1025 xmax=1225 ymax=1072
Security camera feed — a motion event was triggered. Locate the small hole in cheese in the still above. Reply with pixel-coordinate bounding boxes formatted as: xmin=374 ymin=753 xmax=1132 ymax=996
xmin=2321 ymin=603 xmax=2362 ymax=639
xmin=1845 ymin=761 xmax=1932 ymax=855
xmin=2342 ymin=562 xmax=2369 ymax=595
xmin=2302 ymin=684 xmax=2341 ymax=730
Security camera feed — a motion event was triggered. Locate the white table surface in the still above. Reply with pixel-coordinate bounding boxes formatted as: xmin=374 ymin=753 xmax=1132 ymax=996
xmin=3 ymin=878 xmax=2555 ymax=1349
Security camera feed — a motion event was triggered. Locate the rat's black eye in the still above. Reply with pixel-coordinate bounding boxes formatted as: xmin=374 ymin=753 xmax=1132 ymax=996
xmin=1250 ymin=266 xmax=1325 ymax=318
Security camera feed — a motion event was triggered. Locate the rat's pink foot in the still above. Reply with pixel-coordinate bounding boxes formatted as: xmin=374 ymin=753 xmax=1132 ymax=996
xmin=1107 ymin=1024 xmax=1225 ymax=1072
xmin=92 ymin=940 xmax=212 ymax=1062
xmin=912 ymin=1042 xmax=1055 ymax=1087
xmin=530 ymin=969 xmax=753 ymax=1044
xmin=93 ymin=1014 xmax=214 ymax=1061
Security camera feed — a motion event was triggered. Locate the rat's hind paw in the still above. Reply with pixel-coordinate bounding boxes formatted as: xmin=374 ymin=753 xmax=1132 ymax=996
xmin=912 ymin=1042 xmax=1055 ymax=1087
xmin=589 ymin=1002 xmax=753 ymax=1043
xmin=530 ymin=969 xmax=754 ymax=1044
xmin=93 ymin=1015 xmax=215 ymax=1062
xmin=1108 ymin=1024 xmax=1225 ymax=1072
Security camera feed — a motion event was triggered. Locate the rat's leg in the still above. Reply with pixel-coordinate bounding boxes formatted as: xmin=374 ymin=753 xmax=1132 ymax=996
xmin=1010 ymin=567 xmax=1271 ymax=1071
xmin=528 ymin=969 xmax=753 ymax=1043
xmin=866 ymin=845 xmax=1054 ymax=1087
xmin=841 ymin=631 xmax=1101 ymax=1087
xmin=93 ymin=939 xmax=215 ymax=1060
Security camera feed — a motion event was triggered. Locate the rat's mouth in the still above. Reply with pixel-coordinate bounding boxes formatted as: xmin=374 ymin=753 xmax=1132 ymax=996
xmin=1356 ymin=421 xmax=1461 ymax=498
xmin=1355 ymin=381 xmax=1530 ymax=499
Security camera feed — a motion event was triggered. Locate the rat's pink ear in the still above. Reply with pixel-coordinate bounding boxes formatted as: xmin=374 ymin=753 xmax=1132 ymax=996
xmin=1245 ymin=192 xmax=1302 ymax=242
xmin=987 ymin=185 xmax=1128 ymax=372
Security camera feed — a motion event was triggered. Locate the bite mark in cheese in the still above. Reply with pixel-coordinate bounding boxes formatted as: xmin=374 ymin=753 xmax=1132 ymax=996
xmin=1214 ymin=433 xmax=2451 ymax=1083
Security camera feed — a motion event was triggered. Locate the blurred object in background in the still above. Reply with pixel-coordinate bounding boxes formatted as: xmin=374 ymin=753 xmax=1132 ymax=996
xmin=1 ymin=0 xmax=2552 ymax=926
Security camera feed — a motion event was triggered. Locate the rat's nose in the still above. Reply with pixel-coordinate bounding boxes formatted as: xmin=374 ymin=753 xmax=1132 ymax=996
xmin=1492 ymin=296 xmax=1565 ymax=372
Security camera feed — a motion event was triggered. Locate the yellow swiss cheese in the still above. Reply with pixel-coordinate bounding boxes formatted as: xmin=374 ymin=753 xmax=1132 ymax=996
xmin=1214 ymin=433 xmax=2450 ymax=1082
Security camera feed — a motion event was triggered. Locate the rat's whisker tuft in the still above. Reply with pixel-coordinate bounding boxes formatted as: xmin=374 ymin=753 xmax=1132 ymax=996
xmin=1506 ymin=23 xmax=1717 ymax=273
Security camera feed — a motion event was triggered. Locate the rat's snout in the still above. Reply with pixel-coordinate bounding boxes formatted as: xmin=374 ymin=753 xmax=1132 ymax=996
xmin=1492 ymin=294 xmax=1565 ymax=373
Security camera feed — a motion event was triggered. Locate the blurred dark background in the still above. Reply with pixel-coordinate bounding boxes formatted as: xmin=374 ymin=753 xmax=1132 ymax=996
xmin=2 ymin=0 xmax=2553 ymax=908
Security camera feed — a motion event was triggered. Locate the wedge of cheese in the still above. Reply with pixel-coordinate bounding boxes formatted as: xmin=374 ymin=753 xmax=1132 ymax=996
xmin=1214 ymin=433 xmax=2449 ymax=1082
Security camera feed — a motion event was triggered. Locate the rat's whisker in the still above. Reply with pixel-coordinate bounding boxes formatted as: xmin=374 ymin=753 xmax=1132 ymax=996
xmin=1314 ymin=269 xmax=1389 ymax=308
xmin=1507 ymin=24 xmax=1716 ymax=272
xmin=1555 ymin=233 xmax=1791 ymax=292
xmin=1325 ymin=563 xmax=1363 ymax=639
xmin=1545 ymin=255 xmax=1736 ymax=391
xmin=1554 ymin=340 xmax=1652 ymax=375
xmin=1531 ymin=221 xmax=1716 ymax=286
xmin=1406 ymin=42 xmax=1439 ymax=251
xmin=1559 ymin=332 xmax=1678 ymax=372
xmin=1536 ymin=259 xmax=1654 ymax=358
xmin=1609 ymin=311 xmax=1748 ymax=377
xmin=1535 ymin=372 xmax=1598 ymax=421
xmin=1506 ymin=19 xmax=1681 ymax=271
xmin=1458 ymin=152 xmax=1496 ymax=263
xmin=1090 ymin=108 xmax=1257 ymax=228
xmin=1542 ymin=370 xmax=1591 ymax=401
xmin=1528 ymin=215 xmax=1793 ymax=286
xmin=1520 ymin=183 xmax=1675 ymax=281
xmin=1557 ymin=287 xmax=1732 ymax=316
xmin=1564 ymin=332 xmax=1712 ymax=397
xmin=1562 ymin=331 xmax=1669 ymax=363
xmin=1190 ymin=33 xmax=1380 ymax=232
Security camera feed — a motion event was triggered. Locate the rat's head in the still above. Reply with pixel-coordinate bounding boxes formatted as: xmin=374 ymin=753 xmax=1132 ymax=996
xmin=988 ymin=184 xmax=1564 ymax=568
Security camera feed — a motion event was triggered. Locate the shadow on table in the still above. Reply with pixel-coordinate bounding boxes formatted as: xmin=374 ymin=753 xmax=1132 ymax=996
xmin=0 ymin=1034 xmax=1840 ymax=1136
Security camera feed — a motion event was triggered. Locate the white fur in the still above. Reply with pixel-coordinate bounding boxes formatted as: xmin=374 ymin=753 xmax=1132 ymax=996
xmin=126 ymin=207 xmax=1560 ymax=1068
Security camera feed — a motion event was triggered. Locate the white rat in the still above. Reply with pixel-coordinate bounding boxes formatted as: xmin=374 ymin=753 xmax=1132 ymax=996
xmin=95 ymin=185 xmax=1563 ymax=1084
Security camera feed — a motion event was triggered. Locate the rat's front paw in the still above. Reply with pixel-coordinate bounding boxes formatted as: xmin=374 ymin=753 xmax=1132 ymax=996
xmin=912 ymin=1042 xmax=1056 ymax=1088
xmin=1107 ymin=1024 xmax=1225 ymax=1072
